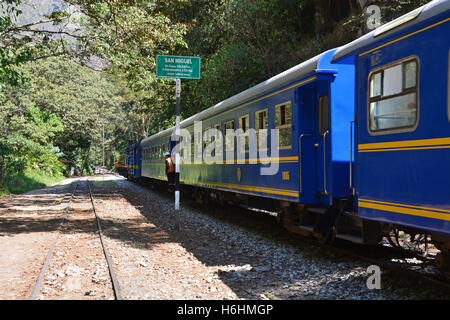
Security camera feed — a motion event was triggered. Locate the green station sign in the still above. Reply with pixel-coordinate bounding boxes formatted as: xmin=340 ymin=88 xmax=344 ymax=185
xmin=156 ymin=55 xmax=201 ymax=79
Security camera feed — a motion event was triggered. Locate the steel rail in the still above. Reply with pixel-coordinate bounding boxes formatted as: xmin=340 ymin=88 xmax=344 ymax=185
xmin=324 ymin=243 xmax=450 ymax=292
xmin=29 ymin=183 xmax=78 ymax=300
xmin=87 ymin=180 xmax=123 ymax=300
xmin=186 ymin=191 xmax=450 ymax=293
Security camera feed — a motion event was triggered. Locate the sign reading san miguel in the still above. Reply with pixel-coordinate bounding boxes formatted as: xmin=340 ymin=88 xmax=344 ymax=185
xmin=156 ymin=55 xmax=201 ymax=79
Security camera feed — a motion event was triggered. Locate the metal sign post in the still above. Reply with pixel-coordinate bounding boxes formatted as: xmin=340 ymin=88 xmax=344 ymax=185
xmin=174 ymin=78 xmax=181 ymax=229
xmin=156 ymin=55 xmax=201 ymax=230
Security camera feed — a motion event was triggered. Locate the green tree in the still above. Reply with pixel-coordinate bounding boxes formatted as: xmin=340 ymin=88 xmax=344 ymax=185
xmin=0 ymin=57 xmax=128 ymax=176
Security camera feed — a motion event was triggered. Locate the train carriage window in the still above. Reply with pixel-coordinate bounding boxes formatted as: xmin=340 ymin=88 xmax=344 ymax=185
xmin=369 ymin=58 xmax=418 ymax=133
xmin=203 ymin=127 xmax=210 ymax=150
xmin=190 ymin=133 xmax=195 ymax=162
xmin=195 ymin=131 xmax=202 ymax=160
xmin=370 ymin=72 xmax=382 ymax=97
xmin=224 ymin=120 xmax=235 ymax=152
xmin=383 ymin=64 xmax=403 ymax=96
xmin=214 ymin=124 xmax=222 ymax=158
xmin=275 ymin=102 xmax=292 ymax=149
xmin=203 ymin=126 xmax=214 ymax=160
xmin=255 ymin=109 xmax=268 ymax=151
xmin=239 ymin=115 xmax=250 ymax=153
xmin=404 ymin=61 xmax=417 ymax=89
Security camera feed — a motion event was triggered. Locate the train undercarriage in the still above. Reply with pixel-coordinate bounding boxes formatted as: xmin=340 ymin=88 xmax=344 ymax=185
xmin=276 ymin=198 xmax=450 ymax=272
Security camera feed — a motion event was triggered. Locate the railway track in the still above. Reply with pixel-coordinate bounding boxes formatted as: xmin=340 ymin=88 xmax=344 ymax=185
xmin=87 ymin=180 xmax=122 ymax=300
xmin=160 ymin=183 xmax=450 ymax=294
xmin=323 ymin=239 xmax=450 ymax=292
xmin=33 ymin=173 xmax=447 ymax=298
xmin=29 ymin=179 xmax=122 ymax=300
xmin=281 ymin=215 xmax=450 ymax=291
xmin=283 ymin=220 xmax=450 ymax=292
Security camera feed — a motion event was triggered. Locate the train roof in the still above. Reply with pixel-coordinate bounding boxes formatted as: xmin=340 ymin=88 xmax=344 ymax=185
xmin=332 ymin=0 xmax=450 ymax=62
xmin=142 ymin=50 xmax=335 ymax=145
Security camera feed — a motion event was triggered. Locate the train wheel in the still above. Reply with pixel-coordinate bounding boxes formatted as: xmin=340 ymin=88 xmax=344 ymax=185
xmin=275 ymin=204 xmax=288 ymax=225
xmin=316 ymin=226 xmax=335 ymax=246
xmin=316 ymin=232 xmax=329 ymax=245
xmin=275 ymin=210 xmax=284 ymax=225
xmin=328 ymin=225 xmax=337 ymax=244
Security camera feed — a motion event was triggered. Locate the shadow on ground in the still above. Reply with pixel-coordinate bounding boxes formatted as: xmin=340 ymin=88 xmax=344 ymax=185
xmin=2 ymin=177 xmax=448 ymax=300
xmin=101 ymin=178 xmax=381 ymax=300
xmin=0 ymin=180 xmax=172 ymax=251
xmin=106 ymin=177 xmax=450 ymax=300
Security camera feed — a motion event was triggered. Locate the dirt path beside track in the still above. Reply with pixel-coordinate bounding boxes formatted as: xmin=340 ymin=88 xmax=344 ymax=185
xmin=0 ymin=179 xmax=76 ymax=299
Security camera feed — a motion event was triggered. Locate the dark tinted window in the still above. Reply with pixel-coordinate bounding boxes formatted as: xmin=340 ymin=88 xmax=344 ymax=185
xmin=318 ymin=95 xmax=330 ymax=136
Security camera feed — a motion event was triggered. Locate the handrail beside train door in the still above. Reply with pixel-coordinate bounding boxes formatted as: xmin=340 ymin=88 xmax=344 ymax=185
xmin=299 ymin=133 xmax=312 ymax=194
xmin=322 ymin=130 xmax=330 ymax=196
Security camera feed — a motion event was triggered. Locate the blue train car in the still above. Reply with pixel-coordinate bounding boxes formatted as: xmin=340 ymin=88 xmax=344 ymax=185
xmin=140 ymin=49 xmax=355 ymax=210
xmin=332 ymin=0 xmax=450 ymax=265
xmin=116 ymin=149 xmax=128 ymax=177
xmin=124 ymin=144 xmax=133 ymax=177
xmin=137 ymin=47 xmax=361 ymax=247
xmin=128 ymin=0 xmax=450 ymax=270
xmin=141 ymin=135 xmax=171 ymax=180
xmin=134 ymin=141 xmax=142 ymax=179
xmin=125 ymin=141 xmax=142 ymax=180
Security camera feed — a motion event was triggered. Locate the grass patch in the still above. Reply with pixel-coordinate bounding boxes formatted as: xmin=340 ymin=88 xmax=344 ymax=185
xmin=0 ymin=170 xmax=65 ymax=196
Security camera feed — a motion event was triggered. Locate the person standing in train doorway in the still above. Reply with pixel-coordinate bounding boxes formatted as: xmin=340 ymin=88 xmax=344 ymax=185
xmin=165 ymin=152 xmax=175 ymax=192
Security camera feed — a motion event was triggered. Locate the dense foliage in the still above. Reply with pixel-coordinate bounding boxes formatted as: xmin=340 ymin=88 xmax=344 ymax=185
xmin=0 ymin=0 xmax=431 ymax=192
xmin=0 ymin=57 xmax=126 ymax=178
